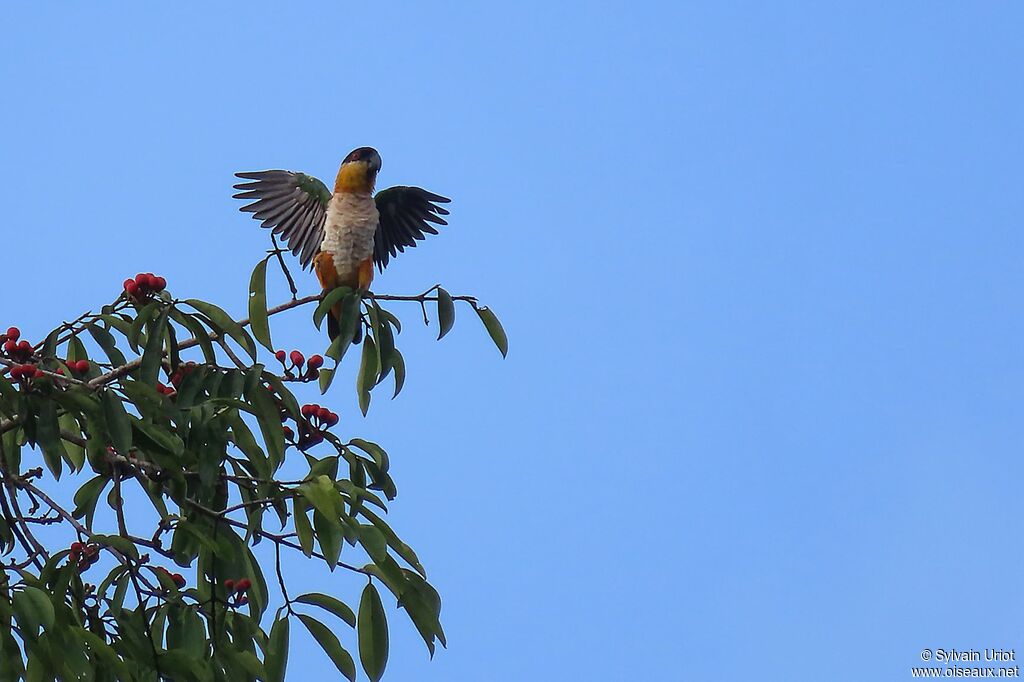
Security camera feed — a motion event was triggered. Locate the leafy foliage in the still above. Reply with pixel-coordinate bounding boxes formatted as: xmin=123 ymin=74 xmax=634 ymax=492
xmin=0 ymin=263 xmax=505 ymax=679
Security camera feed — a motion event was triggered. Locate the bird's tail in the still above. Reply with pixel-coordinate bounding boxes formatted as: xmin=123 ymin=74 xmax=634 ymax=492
xmin=327 ymin=303 xmax=362 ymax=345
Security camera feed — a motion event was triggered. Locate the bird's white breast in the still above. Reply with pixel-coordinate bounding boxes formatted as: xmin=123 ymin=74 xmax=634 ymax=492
xmin=320 ymin=193 xmax=379 ymax=275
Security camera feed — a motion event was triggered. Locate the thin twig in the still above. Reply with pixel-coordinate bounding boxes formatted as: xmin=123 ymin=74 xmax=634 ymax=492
xmin=275 ymin=542 xmax=294 ymax=615
xmin=270 ymin=235 xmax=299 ymax=300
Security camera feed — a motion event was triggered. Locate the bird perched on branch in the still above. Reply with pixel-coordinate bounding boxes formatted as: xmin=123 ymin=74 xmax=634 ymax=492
xmin=233 ymin=147 xmax=450 ymax=341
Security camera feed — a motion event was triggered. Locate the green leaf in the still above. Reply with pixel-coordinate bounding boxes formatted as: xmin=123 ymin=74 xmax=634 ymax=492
xmin=58 ymin=412 xmax=85 ymax=472
xmin=314 ymin=287 xmax=354 ymax=331
xmin=314 ymin=508 xmax=344 ymax=570
xmin=475 ymin=305 xmax=508 ymax=358
xmin=325 ymin=293 xmax=361 ymax=363
xmin=374 ymin=309 xmax=397 ymax=383
xmin=348 ymin=438 xmax=389 ymax=473
xmin=92 ymin=534 xmax=139 ymax=560
xmin=165 ymin=315 xmax=181 ymax=373
xmin=67 ymin=335 xmax=88 ymax=363
xmin=128 ymin=300 xmax=160 ymax=353
xmin=436 ymin=288 xmax=455 ymax=340
xmin=72 ymin=627 xmax=130 ymax=677
xmin=263 ymin=372 xmax=301 ymax=422
xmin=72 ymin=476 xmax=108 ymax=529
xmin=358 ymin=583 xmax=389 ymax=682
xmin=298 ymin=614 xmax=356 ymax=682
xmin=398 ymin=572 xmax=447 ymax=656
xmin=293 ymin=497 xmax=314 ymax=557
xmin=391 ymin=349 xmax=406 ymax=399
xmin=356 ymin=337 xmax=379 ymax=416
xmin=358 ymin=525 xmax=389 ymax=563
xmin=172 ymin=309 xmax=218 ymax=365
xmin=240 ymin=544 xmax=271 ymax=620
xmin=360 ymin=556 xmax=408 ymax=600
xmin=378 ymin=307 xmax=402 ymax=333
xmin=132 ymin=417 xmax=185 ymax=457
xmin=87 ymin=323 xmax=128 ymax=369
xmin=140 ymin=307 xmax=169 ymax=385
xmin=295 ymin=593 xmax=356 ymax=628
xmin=185 ymin=299 xmax=257 ymax=361
xmin=168 ymin=605 xmax=206 ymax=659
xmin=300 ymin=475 xmax=343 ymax=520
xmin=248 ymin=258 xmax=274 ymax=352
xmin=12 ymin=587 xmax=54 ymax=638
xmin=35 ymin=399 xmax=66 ymax=480
xmin=318 ymin=367 xmax=336 ymax=395
xmin=264 ymin=615 xmax=289 ymax=682
xmin=360 ymin=508 xmax=426 ymax=577
xmin=229 ymin=416 xmax=270 ymax=479
xmin=246 ymin=382 xmax=285 ymax=469
xmin=101 ymin=389 xmax=132 ymax=455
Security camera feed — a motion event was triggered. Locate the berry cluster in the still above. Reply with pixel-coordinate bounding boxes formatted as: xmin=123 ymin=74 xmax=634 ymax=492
xmin=66 ymin=359 xmax=91 ymax=375
xmin=70 ymin=542 xmax=100 ymax=571
xmin=155 ymin=566 xmax=187 ymax=589
xmin=123 ymin=272 xmax=167 ymax=301
xmin=274 ymin=349 xmax=324 ymax=381
xmin=168 ymin=361 xmax=198 ymax=388
xmin=283 ymin=403 xmax=340 ymax=450
xmin=2 ymin=327 xmax=33 ymax=362
xmin=8 ymin=364 xmax=43 ymax=382
xmin=155 ymin=381 xmax=176 ymax=397
xmin=301 ymin=403 xmax=340 ymax=427
xmin=223 ymin=577 xmax=252 ymax=607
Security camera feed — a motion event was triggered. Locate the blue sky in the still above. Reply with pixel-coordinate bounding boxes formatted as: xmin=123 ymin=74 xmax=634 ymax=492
xmin=2 ymin=2 xmax=1023 ymax=679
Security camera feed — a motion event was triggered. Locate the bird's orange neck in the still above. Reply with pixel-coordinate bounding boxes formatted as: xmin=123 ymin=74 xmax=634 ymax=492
xmin=334 ymin=161 xmax=375 ymax=194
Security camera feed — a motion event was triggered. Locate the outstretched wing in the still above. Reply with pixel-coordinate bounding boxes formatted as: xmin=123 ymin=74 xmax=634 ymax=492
xmin=233 ymin=171 xmax=331 ymax=270
xmin=373 ymin=186 xmax=451 ymax=271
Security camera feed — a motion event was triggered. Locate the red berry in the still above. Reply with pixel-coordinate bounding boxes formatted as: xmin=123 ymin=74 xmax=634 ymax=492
xmin=75 ymin=360 xmax=90 ymax=373
xmin=301 ymin=404 xmax=317 ymax=418
xmin=236 ymin=578 xmax=252 ymax=592
xmin=31 ymin=366 xmax=44 ymax=378
xmin=289 ymin=350 xmax=304 ymax=367
xmin=5 ymin=327 xmax=19 ymax=341
xmin=135 ymin=274 xmax=151 ymax=290
xmin=316 ymin=407 xmax=331 ymax=422
xmin=173 ymin=573 xmax=186 ymax=588
xmin=307 ymin=354 xmax=324 ymax=370
xmin=152 ymin=276 xmax=167 ymax=292
xmin=224 ymin=579 xmax=235 ymax=591
xmin=325 ymin=411 xmax=339 ymax=427
xmin=3 ymin=340 xmax=15 ymax=354
xmin=282 ymin=426 xmax=294 ymax=439
xmin=70 ymin=542 xmax=83 ymax=553
xmin=125 ymin=281 xmax=139 ymax=297
xmin=18 ymin=341 xmax=30 ymax=352
xmin=275 ymin=350 xmax=286 ymax=363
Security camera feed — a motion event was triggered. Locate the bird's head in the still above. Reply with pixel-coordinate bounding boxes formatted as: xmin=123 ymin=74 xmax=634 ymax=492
xmin=334 ymin=146 xmax=382 ymax=194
